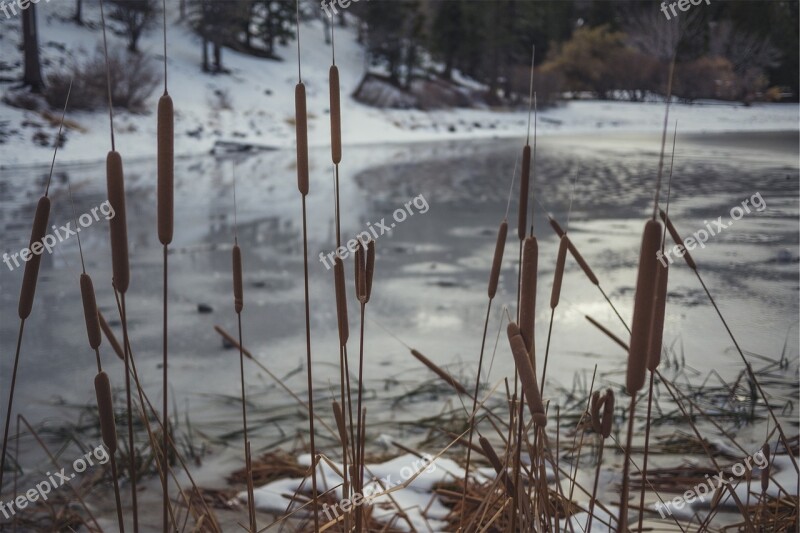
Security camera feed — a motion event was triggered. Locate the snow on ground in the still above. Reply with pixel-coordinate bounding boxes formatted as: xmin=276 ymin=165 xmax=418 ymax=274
xmin=0 ymin=1 xmax=798 ymax=168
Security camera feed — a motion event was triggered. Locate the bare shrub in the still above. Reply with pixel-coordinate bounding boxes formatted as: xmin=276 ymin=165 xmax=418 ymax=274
xmin=44 ymin=47 xmax=161 ymax=113
xmin=675 ymin=56 xmax=738 ymax=102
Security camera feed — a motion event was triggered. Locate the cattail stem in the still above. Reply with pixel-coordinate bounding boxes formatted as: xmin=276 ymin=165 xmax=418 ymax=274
xmin=354 ymin=301 xmax=366 ymax=532
xmin=618 ymin=393 xmax=637 ymax=532
xmin=119 ymin=292 xmax=139 ymax=532
xmin=0 ymin=320 xmax=26 ymax=491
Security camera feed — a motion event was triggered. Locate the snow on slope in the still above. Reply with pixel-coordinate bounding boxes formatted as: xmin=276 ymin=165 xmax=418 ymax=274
xmin=0 ymin=1 xmax=797 ymax=168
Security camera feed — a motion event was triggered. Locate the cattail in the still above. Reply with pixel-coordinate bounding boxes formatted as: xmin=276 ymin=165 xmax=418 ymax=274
xmin=94 ymin=371 xmax=117 ymax=453
xmin=548 ymin=216 xmax=565 ymax=238
xmin=600 ymin=388 xmax=614 ymax=439
xmin=518 ymin=236 xmax=538 ymax=352
xmin=333 ymin=257 xmax=349 ymax=347
xmin=98 ymin=312 xmax=124 ymax=361
xmin=585 ymin=315 xmax=629 ymax=352
xmin=647 ymin=262 xmax=669 ymax=371
xmin=365 ymin=239 xmax=375 ymax=303
xmin=295 ymin=83 xmax=309 ymax=196
xmin=488 ymin=220 xmax=508 ymax=299
xmin=18 ymin=196 xmax=50 ymax=319
xmin=410 ymin=349 xmax=469 ymax=396
xmin=330 ymin=66 xmax=342 ymax=165
xmin=566 ymin=237 xmax=598 ymax=286
xmin=478 ymin=435 xmax=515 ymax=497
xmin=232 ymin=244 xmax=243 ymax=314
xmin=760 ymin=443 xmax=770 ymax=492
xmin=157 ymin=93 xmax=174 ymax=246
xmin=333 ymin=400 xmax=347 ymax=448
xmin=517 ymin=145 xmax=531 ymax=240
xmin=590 ymin=390 xmax=604 ymax=434
xmin=659 ymin=209 xmax=696 ymax=270
xmin=550 ymin=235 xmax=568 ymax=309
xmin=626 ymin=219 xmax=662 ymax=395
xmin=80 ymin=273 xmax=102 ymax=350
xmin=355 ymin=242 xmax=366 ymax=304
xmin=507 ymin=322 xmax=546 ymax=426
xmin=106 ymin=150 xmax=129 ymax=294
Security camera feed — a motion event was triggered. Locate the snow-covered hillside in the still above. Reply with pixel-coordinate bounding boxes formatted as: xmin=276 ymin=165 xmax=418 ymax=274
xmin=0 ymin=1 xmax=797 ymax=168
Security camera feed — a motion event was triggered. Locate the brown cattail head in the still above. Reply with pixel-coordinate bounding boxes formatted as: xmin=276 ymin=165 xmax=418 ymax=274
xmin=18 ymin=196 xmax=50 ymax=319
xmin=409 ymin=348 xmax=469 ymax=396
xmin=355 ymin=241 xmax=367 ymax=304
xmin=626 ymin=219 xmax=662 ymax=394
xmin=478 ymin=435 xmax=515 ymax=497
xmin=329 ymin=65 xmax=342 ymax=165
xmin=590 ymin=390 xmax=604 ymax=434
xmin=760 ymin=443 xmax=770 ymax=492
xmin=517 ymin=144 xmax=531 ymax=240
xmin=647 ymin=261 xmax=669 ymax=371
xmin=550 ymin=235 xmax=568 ymax=309
xmin=601 ymin=388 xmax=614 ymax=438
xmin=98 ymin=312 xmax=124 ymax=361
xmin=659 ymin=209 xmax=696 ymax=270
xmin=365 ymin=239 xmax=375 ymax=303
xmin=566 ymin=236 xmax=599 ymax=286
xmin=488 ymin=220 xmax=508 ymax=299
xmin=548 ymin=216 xmax=565 ymax=238
xmin=157 ymin=93 xmax=174 ymax=245
xmin=295 ymin=83 xmax=309 ymax=196
xmin=519 ymin=236 xmax=538 ymax=353
xmin=332 ymin=400 xmax=347 ymax=447
xmin=232 ymin=244 xmax=244 ymax=314
xmin=333 ymin=257 xmax=349 ymax=346
xmin=106 ymin=150 xmax=129 ymax=294
xmin=94 ymin=371 xmax=117 ymax=453
xmin=507 ymin=322 xmax=546 ymax=426
xmin=80 ymin=273 xmax=102 ymax=350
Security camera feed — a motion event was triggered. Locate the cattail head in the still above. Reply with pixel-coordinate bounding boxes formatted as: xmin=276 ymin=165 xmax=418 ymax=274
xmin=333 ymin=257 xmax=349 ymax=347
xmin=600 ymin=388 xmax=614 ymax=439
xmin=660 ymin=209 xmax=696 ymax=270
xmin=18 ymin=196 xmax=50 ymax=319
xmin=488 ymin=220 xmax=508 ymax=299
xmin=355 ymin=241 xmax=367 ymax=304
xmin=760 ymin=443 xmax=770 ymax=492
xmin=566 ymin=236 xmax=598 ymax=286
xmin=590 ymin=390 xmax=603 ymax=434
xmin=647 ymin=261 xmax=669 ymax=371
xmin=157 ymin=93 xmax=174 ymax=245
xmin=550 ymin=235 xmax=568 ymax=309
xmin=98 ymin=312 xmax=124 ymax=361
xmin=94 ymin=371 xmax=117 ymax=453
xmin=507 ymin=321 xmax=546 ymax=426
xmin=332 ymin=400 xmax=347 ymax=447
xmin=548 ymin=216 xmax=565 ymax=238
xmin=517 ymin=144 xmax=531 ymax=240
xmin=365 ymin=239 xmax=375 ymax=303
xmin=627 ymin=219 xmax=662 ymax=394
xmin=410 ymin=348 xmax=468 ymax=395
xmin=329 ymin=65 xmax=342 ymax=165
xmin=106 ymin=150 xmax=129 ymax=294
xmin=295 ymin=83 xmax=309 ymax=196
xmin=232 ymin=244 xmax=244 ymax=314
xmin=519 ymin=236 xmax=538 ymax=353
xmin=80 ymin=273 xmax=102 ymax=350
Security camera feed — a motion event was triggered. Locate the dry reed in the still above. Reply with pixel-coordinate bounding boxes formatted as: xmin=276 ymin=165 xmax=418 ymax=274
xmin=333 ymin=257 xmax=349 ymax=346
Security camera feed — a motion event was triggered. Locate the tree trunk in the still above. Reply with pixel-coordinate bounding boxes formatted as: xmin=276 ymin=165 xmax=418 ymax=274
xmin=202 ymin=37 xmax=209 ymax=72
xmin=74 ymin=0 xmax=82 ymax=24
xmin=22 ymin=4 xmax=45 ymax=93
xmin=213 ymin=42 xmax=222 ymax=72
